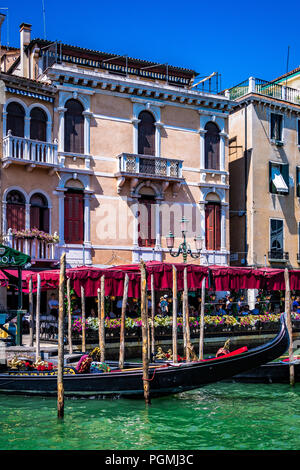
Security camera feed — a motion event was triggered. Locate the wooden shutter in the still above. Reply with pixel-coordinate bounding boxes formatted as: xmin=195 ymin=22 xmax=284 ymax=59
xmin=64 ymin=191 xmax=84 ymax=244
xmin=42 ymin=208 xmax=50 ymax=233
xmin=205 ymin=122 xmax=220 ymax=170
xmin=64 ymin=99 xmax=84 ymax=154
xmin=7 ymin=203 xmax=25 ymax=231
xmin=215 ymin=204 xmax=221 ymax=251
xmin=138 ymin=111 xmax=155 ymax=156
xmin=6 ymin=102 xmax=25 ymax=137
xmin=269 ymin=162 xmax=276 ymax=193
xmin=281 ymin=163 xmax=289 ymax=194
xmin=138 ymin=197 xmax=155 ymax=247
xmin=30 ymin=206 xmax=40 ymax=229
xmin=30 ymin=108 xmax=47 ymax=142
xmin=205 ymin=203 xmax=221 ymax=251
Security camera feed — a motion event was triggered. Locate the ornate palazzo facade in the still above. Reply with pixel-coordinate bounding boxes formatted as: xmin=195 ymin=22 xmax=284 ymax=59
xmin=0 ymin=22 xmax=233 ymax=267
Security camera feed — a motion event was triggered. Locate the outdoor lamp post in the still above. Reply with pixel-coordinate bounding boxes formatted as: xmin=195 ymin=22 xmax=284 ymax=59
xmin=166 ymin=217 xmax=204 ymax=263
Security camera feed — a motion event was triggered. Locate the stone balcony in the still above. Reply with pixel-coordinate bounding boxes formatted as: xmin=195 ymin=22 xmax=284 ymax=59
xmin=2 ymin=131 xmax=59 ymax=174
xmin=3 ymin=229 xmax=59 ymax=266
xmin=116 ymin=153 xmax=184 ymax=197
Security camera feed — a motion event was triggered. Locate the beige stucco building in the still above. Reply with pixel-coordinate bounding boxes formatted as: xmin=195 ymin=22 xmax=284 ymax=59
xmin=0 ymin=20 xmax=234 ymax=269
xmin=226 ymin=75 xmax=300 ymax=269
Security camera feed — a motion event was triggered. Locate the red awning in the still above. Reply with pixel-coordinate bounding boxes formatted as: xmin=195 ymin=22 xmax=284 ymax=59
xmin=23 ymin=263 xmax=300 ymax=297
xmin=0 ymin=270 xmax=8 ymax=287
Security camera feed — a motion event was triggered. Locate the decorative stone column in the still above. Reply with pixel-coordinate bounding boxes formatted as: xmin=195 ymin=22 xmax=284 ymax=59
xmin=83 ymin=191 xmax=92 ymax=265
xmin=132 ymin=200 xmax=139 ymax=249
xmin=82 ymin=111 xmax=92 ymax=156
xmin=57 ymin=107 xmax=67 ymax=153
xmin=56 ymin=188 xmax=66 ymax=245
xmin=154 ymin=201 xmax=162 ymax=249
xmin=2 ymin=201 xmax=7 ymax=235
xmin=220 ymin=204 xmax=228 ymax=252
xmin=131 ymin=118 xmax=140 ymax=154
xmin=46 ymin=120 xmax=52 ymax=143
xmin=155 ymin=121 xmax=164 ymax=157
xmin=198 ymin=129 xmax=207 ymax=169
xmin=25 ymin=203 xmax=31 ymax=230
xmin=3 ymin=111 xmax=7 ymax=137
xmin=219 ymin=132 xmax=228 ymax=172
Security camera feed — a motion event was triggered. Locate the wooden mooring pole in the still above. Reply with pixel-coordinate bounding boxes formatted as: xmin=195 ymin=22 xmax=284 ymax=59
xmin=150 ymin=273 xmax=155 ymax=359
xmin=140 ymin=260 xmax=150 ymax=405
xmin=57 ymin=253 xmax=66 ymax=419
xmin=119 ymin=273 xmax=129 ymax=369
xmin=183 ymin=267 xmax=191 ymax=362
xmin=81 ymin=286 xmax=86 ymax=354
xmin=199 ymin=277 xmax=206 ymax=360
xmin=28 ymin=276 xmax=34 ymax=347
xmin=100 ymin=275 xmax=106 ymax=363
xmin=67 ymin=278 xmax=73 ymax=355
xmin=172 ymin=265 xmax=178 ymax=363
xmin=284 ymin=268 xmax=295 ymax=386
xmin=35 ymin=274 xmax=41 ymax=361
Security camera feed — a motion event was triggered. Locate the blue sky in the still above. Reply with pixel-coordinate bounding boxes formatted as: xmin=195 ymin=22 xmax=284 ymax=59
xmin=2 ymin=0 xmax=300 ymax=89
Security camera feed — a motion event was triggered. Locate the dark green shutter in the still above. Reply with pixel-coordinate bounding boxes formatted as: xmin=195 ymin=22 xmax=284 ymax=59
xmin=269 ymin=162 xmax=276 ymax=193
xmin=281 ymin=163 xmax=289 ymax=194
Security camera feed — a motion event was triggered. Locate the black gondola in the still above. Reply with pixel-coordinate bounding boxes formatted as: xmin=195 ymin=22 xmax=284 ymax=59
xmin=0 ymin=314 xmax=289 ymax=398
xmin=231 ymin=361 xmax=300 ymax=384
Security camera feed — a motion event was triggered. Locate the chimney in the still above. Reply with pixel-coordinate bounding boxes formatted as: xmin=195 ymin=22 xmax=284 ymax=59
xmin=0 ymin=14 xmax=5 ymax=48
xmin=20 ymin=22 xmax=31 ymax=77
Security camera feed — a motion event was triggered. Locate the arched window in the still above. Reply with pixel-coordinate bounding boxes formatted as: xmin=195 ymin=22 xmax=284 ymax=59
xmin=205 ymin=202 xmax=221 ymax=251
xmin=6 ymin=102 xmax=25 ymax=137
xmin=205 ymin=122 xmax=220 ymax=170
xmin=64 ymin=99 xmax=84 ymax=154
xmin=30 ymin=193 xmax=49 ymax=232
xmin=138 ymin=111 xmax=155 ymax=156
xmin=6 ymin=190 xmax=26 ymax=231
xmin=30 ymin=108 xmax=47 ymax=142
xmin=64 ymin=189 xmax=84 ymax=244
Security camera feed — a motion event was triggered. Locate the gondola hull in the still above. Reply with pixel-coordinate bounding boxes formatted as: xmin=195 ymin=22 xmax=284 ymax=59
xmin=0 ymin=314 xmax=289 ymax=398
xmin=231 ymin=362 xmax=300 ymax=384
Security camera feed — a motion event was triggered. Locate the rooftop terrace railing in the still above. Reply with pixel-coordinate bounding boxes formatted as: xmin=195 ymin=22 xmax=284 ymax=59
xmin=223 ymin=77 xmax=300 ymax=105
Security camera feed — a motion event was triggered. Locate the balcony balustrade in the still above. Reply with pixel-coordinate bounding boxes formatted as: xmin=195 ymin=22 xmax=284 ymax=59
xmin=3 ymin=131 xmax=58 ymax=172
xmin=3 ymin=229 xmax=58 ymax=265
xmin=268 ymin=250 xmax=289 ymax=262
xmin=224 ymin=77 xmax=300 ymax=106
xmin=116 ymin=153 xmax=184 ymax=196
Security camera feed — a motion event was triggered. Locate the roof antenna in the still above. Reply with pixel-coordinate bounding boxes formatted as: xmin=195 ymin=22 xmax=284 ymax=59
xmin=285 ymin=45 xmax=290 ymax=86
xmin=42 ymin=0 xmax=46 ymax=39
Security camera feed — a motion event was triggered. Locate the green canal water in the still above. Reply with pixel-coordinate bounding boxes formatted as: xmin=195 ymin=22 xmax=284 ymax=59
xmin=0 ymin=382 xmax=299 ymax=451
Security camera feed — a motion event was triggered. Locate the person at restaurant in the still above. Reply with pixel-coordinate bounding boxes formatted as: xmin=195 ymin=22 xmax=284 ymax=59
xmin=116 ymin=298 xmax=123 ymax=316
xmin=160 ymin=295 xmax=169 ymax=315
xmin=240 ymin=304 xmax=250 ymax=315
xmin=215 ymin=303 xmax=226 ymax=316
xmin=251 ymin=303 xmax=260 ymax=315
xmin=89 ymin=308 xmax=97 ymax=318
xmin=48 ymin=293 xmax=59 ymax=319
xmin=292 ymin=296 xmax=300 ymax=312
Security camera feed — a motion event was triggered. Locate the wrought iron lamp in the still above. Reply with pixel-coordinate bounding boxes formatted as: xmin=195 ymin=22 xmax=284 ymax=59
xmin=166 ymin=217 xmax=204 ymax=263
